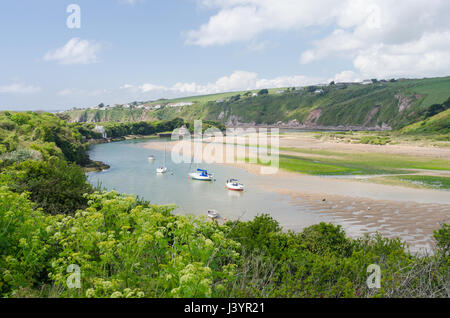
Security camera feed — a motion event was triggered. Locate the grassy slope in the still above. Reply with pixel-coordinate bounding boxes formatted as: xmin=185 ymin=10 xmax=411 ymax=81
xmin=400 ymin=109 xmax=450 ymax=135
xmin=65 ymin=76 xmax=450 ymax=130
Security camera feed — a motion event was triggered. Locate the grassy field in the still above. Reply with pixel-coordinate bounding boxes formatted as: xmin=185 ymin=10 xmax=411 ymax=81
xmin=241 ymin=148 xmax=450 ymax=176
xmin=280 ymin=147 xmax=450 ymax=172
xmin=223 ymin=131 xmax=450 ymax=176
xmin=144 ymin=88 xmax=281 ymax=106
xmin=370 ymin=175 xmax=450 ymax=190
xmin=312 ymin=130 xmax=450 ymax=147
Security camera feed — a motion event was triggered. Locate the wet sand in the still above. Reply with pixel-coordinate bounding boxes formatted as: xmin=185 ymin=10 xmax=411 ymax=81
xmin=279 ymin=132 xmax=450 ymax=159
xmin=141 ymin=137 xmax=450 ymax=252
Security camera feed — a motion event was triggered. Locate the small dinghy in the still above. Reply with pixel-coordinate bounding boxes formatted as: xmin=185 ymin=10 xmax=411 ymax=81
xmin=156 ymin=167 xmax=168 ymax=174
xmin=207 ymin=210 xmax=219 ymax=219
xmin=189 ymin=169 xmax=214 ymax=181
xmin=148 ymin=155 xmax=155 ymax=161
xmin=226 ymin=179 xmax=244 ymax=191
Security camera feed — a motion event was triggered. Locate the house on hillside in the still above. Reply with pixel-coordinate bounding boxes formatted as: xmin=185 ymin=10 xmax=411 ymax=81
xmin=276 ymin=90 xmax=285 ymax=94
xmin=314 ymin=89 xmax=324 ymax=94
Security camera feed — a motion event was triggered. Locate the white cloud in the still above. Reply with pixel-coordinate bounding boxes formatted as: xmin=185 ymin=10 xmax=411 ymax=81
xmin=187 ymin=0 xmax=342 ymax=46
xmin=119 ymin=0 xmax=142 ymax=4
xmin=119 ymin=84 xmax=134 ymax=89
xmin=353 ymin=31 xmax=450 ymax=78
xmin=0 ymin=83 xmax=41 ymax=94
xmin=188 ymin=0 xmax=450 ymax=79
xmin=330 ymin=71 xmax=362 ymax=83
xmin=57 ymin=88 xmax=108 ymax=97
xmin=121 ymin=70 xmax=321 ymax=96
xmin=44 ymin=38 xmax=102 ymax=65
xmin=139 ymin=83 xmax=168 ymax=93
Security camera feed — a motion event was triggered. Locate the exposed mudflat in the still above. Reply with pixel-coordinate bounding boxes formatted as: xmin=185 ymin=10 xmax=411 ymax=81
xmin=140 ymin=134 xmax=450 ymax=252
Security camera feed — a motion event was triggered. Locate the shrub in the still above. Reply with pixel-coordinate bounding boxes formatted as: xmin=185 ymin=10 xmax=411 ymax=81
xmin=0 ymin=158 xmax=92 ymax=215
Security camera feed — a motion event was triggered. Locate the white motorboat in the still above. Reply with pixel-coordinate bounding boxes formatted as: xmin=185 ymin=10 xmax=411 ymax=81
xmin=226 ymin=179 xmax=244 ymax=191
xmin=207 ymin=210 xmax=219 ymax=219
xmin=189 ymin=169 xmax=214 ymax=181
xmin=148 ymin=155 xmax=155 ymax=161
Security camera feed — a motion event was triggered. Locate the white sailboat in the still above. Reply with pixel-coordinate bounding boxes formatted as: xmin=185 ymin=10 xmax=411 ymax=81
xmin=156 ymin=143 xmax=168 ymax=174
xmin=189 ymin=169 xmax=214 ymax=181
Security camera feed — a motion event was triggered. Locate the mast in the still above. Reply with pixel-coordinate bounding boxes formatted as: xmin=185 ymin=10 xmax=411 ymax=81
xmin=163 ymin=142 xmax=166 ymax=166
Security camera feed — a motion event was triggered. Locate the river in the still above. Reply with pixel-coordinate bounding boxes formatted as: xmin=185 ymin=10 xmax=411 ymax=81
xmin=87 ymin=138 xmax=328 ymax=231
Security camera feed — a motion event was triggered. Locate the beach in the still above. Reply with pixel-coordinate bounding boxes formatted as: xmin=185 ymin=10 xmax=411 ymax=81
xmin=140 ymin=133 xmax=450 ymax=252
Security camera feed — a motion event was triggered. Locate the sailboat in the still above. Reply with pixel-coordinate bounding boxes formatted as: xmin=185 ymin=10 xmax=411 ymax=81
xmin=189 ymin=169 xmax=214 ymax=181
xmin=156 ymin=143 xmax=168 ymax=174
xmin=188 ymin=155 xmax=214 ymax=181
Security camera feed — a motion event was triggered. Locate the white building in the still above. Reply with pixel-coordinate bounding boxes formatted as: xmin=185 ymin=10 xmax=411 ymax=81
xmin=168 ymin=102 xmax=194 ymax=107
xmin=93 ymin=125 xmax=107 ymax=139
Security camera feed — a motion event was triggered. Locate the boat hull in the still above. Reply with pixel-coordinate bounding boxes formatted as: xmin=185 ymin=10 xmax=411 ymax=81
xmin=227 ymin=187 xmax=244 ymax=191
xmin=226 ymin=181 xmax=244 ymax=191
xmin=189 ymin=173 xmax=213 ymax=181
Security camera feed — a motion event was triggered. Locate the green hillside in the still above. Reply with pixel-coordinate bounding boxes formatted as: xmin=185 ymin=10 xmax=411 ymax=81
xmin=65 ymin=76 xmax=450 ymax=131
xmin=400 ymin=109 xmax=450 ymax=135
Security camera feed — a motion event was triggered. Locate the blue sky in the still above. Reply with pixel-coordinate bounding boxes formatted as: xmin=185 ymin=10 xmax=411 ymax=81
xmin=1 ymin=0 xmax=450 ymax=110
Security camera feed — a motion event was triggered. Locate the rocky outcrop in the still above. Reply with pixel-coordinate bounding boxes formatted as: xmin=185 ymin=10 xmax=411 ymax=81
xmin=396 ymin=94 xmax=421 ymax=113
xmin=363 ymin=106 xmax=381 ymax=127
xmin=305 ymin=109 xmax=322 ymax=125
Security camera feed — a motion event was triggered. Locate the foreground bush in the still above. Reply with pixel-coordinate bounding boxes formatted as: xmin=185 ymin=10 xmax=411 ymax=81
xmin=0 ymin=158 xmax=92 ymax=215
xmin=1 ymin=189 xmax=448 ymax=298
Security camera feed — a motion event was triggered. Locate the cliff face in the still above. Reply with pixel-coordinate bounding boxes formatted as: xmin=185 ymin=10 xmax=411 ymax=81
xmin=65 ymin=77 xmax=450 ymax=131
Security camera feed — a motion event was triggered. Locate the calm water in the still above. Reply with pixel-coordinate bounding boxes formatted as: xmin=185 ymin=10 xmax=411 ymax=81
xmin=87 ymin=138 xmax=327 ymax=230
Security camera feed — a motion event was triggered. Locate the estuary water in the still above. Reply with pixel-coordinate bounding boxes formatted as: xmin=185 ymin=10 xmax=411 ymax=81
xmin=87 ymin=138 xmax=327 ymax=230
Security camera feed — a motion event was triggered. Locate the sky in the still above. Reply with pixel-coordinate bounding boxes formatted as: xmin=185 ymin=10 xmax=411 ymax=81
xmin=1 ymin=0 xmax=450 ymax=111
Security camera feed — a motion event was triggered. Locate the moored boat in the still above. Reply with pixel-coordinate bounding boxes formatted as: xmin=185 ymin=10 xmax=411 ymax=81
xmin=156 ymin=143 xmax=168 ymax=173
xmin=226 ymin=179 xmax=244 ymax=191
xmin=207 ymin=210 xmax=219 ymax=219
xmin=156 ymin=167 xmax=168 ymax=174
xmin=189 ymin=169 xmax=214 ymax=181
